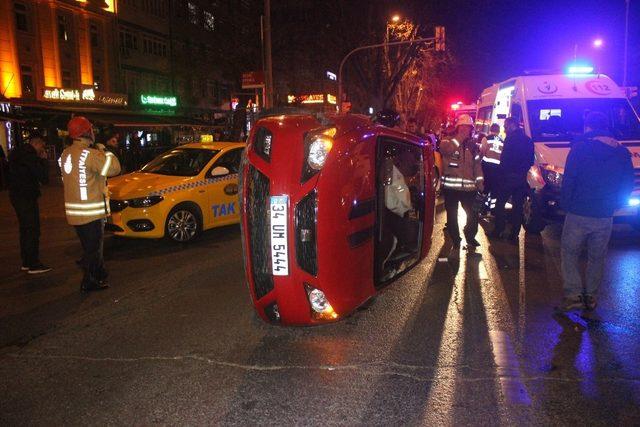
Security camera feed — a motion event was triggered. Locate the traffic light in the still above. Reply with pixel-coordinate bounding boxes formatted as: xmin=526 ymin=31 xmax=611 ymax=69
xmin=435 ymin=26 xmax=445 ymax=52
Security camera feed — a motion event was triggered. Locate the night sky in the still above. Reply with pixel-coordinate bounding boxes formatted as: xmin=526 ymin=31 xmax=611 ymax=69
xmin=427 ymin=0 xmax=640 ymax=103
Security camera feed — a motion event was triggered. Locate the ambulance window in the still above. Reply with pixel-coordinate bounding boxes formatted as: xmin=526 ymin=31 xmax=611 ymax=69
xmin=511 ymin=103 xmax=523 ymax=125
xmin=375 ymin=138 xmax=424 ymax=287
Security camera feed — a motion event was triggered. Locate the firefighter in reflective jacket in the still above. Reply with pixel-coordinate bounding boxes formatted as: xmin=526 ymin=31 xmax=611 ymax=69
xmin=61 ymin=116 xmax=121 ymax=291
xmin=479 ymin=123 xmax=504 ymax=212
xmin=440 ymin=114 xmax=484 ymax=257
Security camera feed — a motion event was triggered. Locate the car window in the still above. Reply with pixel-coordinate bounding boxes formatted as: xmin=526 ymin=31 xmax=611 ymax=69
xmin=141 ymin=148 xmax=218 ymax=176
xmin=213 ymin=148 xmax=243 ymax=174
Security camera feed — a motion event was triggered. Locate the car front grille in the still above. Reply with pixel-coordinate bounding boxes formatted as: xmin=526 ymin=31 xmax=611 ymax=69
xmin=295 ymin=190 xmax=318 ymax=276
xmin=247 ymin=165 xmax=273 ymax=299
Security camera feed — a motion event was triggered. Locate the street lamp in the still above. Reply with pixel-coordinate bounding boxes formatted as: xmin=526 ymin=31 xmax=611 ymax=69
xmin=593 ymin=38 xmax=603 ymax=48
xmin=391 ymin=14 xmax=401 ymax=23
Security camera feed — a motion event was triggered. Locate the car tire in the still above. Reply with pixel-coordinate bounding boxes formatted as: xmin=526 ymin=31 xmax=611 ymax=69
xmin=523 ymin=190 xmax=546 ymax=234
xmin=165 ymin=203 xmax=202 ymax=243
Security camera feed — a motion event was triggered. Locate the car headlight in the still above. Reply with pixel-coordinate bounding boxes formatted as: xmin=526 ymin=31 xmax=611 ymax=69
xmin=301 ymin=127 xmax=336 ymax=182
xmin=540 ymin=165 xmax=564 ymax=188
xmin=127 ymin=195 xmax=164 ymax=208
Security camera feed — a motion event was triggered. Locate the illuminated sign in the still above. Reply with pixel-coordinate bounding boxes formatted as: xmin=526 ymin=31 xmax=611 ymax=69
xmin=74 ymin=0 xmax=116 ymax=13
xmin=326 ymin=71 xmax=337 ymax=81
xmin=42 ymin=87 xmax=127 ymax=106
xmin=200 ymin=134 xmax=214 ymax=143
xmin=241 ymin=71 xmax=265 ymax=89
xmin=287 ymin=94 xmax=337 ymax=105
xmin=140 ymin=94 xmax=177 ymax=107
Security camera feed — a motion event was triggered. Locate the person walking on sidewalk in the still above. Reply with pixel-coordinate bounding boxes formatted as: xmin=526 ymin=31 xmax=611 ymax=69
xmin=440 ymin=114 xmax=484 ymax=258
xmin=490 ymin=117 xmax=534 ymax=241
xmin=558 ymin=111 xmax=635 ymax=312
xmin=8 ymin=133 xmax=52 ymax=274
xmin=61 ymin=117 xmax=121 ymax=292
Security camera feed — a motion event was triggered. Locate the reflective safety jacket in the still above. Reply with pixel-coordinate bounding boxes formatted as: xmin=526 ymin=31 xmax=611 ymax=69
xmin=60 ymin=138 xmax=121 ymax=225
xmin=440 ymin=137 xmax=484 ymax=192
xmin=480 ymin=134 xmax=504 ymax=165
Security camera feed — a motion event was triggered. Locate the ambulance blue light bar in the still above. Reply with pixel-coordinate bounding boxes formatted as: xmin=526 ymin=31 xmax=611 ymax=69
xmin=629 ymin=197 xmax=640 ymax=207
xmin=566 ymin=65 xmax=594 ymax=75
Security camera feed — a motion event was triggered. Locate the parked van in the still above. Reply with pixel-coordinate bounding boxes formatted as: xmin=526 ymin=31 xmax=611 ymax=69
xmin=476 ymin=72 xmax=640 ymax=232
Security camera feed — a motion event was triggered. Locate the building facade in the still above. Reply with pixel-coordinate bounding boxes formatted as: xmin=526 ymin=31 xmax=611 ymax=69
xmin=0 ymin=0 xmax=260 ymax=122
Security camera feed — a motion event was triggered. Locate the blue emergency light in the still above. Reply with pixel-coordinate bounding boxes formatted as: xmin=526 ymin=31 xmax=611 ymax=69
xmin=629 ymin=197 xmax=640 ymax=207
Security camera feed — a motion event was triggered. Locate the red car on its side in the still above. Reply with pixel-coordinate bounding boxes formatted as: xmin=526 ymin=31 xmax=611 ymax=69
xmin=240 ymin=111 xmax=436 ymax=325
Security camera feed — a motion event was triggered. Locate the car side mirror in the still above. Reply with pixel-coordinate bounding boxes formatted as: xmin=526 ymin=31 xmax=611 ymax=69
xmin=211 ymin=166 xmax=230 ymax=177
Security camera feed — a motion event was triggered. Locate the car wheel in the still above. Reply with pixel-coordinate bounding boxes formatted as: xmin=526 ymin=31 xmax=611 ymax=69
xmin=165 ymin=205 xmax=201 ymax=243
xmin=523 ymin=191 xmax=546 ymax=234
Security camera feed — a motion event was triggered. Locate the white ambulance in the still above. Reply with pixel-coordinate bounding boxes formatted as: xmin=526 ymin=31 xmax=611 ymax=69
xmin=476 ymin=71 xmax=640 ymax=232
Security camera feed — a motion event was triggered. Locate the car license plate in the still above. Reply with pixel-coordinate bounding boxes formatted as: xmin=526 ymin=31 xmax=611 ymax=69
xmin=270 ymin=195 xmax=289 ymax=276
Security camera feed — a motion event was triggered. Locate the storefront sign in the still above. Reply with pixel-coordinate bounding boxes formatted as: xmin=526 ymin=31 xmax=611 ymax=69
xmin=42 ymin=87 xmax=128 ymax=106
xmin=287 ymin=94 xmax=337 ymax=105
xmin=241 ymin=71 xmax=265 ymax=89
xmin=140 ymin=94 xmax=177 ymax=107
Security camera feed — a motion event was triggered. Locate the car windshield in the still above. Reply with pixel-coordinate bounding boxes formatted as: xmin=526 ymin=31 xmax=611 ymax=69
xmin=527 ymin=98 xmax=640 ymax=142
xmin=141 ymin=148 xmax=218 ymax=176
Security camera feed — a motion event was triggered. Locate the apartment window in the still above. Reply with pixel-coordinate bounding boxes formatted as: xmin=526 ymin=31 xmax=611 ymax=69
xmin=20 ymin=65 xmax=34 ymax=95
xmin=58 ymin=16 xmax=69 ymax=41
xmin=204 ymin=11 xmax=214 ymax=31
xmin=61 ymin=70 xmax=72 ymax=87
xmin=187 ymin=2 xmax=198 ymax=24
xmin=14 ymin=2 xmax=28 ymax=32
xmin=90 ymin=24 xmax=99 ymax=48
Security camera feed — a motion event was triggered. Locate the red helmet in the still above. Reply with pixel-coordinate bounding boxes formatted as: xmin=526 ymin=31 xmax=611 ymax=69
xmin=67 ymin=116 xmax=93 ymax=139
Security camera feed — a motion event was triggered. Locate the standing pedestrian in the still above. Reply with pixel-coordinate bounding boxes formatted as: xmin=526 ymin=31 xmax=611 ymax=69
xmin=102 ymin=130 xmax=124 ymax=174
xmin=61 ymin=117 xmax=121 ymax=291
xmin=558 ymin=111 xmax=635 ymax=311
xmin=7 ymin=133 xmax=52 ymax=273
xmin=479 ymin=123 xmax=504 ymax=213
xmin=489 ymin=117 xmax=534 ymax=241
xmin=440 ymin=114 xmax=484 ymax=258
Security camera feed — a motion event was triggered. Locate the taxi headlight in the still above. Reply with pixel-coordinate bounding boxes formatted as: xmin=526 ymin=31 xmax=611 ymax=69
xmin=127 ymin=195 xmax=164 ymax=208
xmin=304 ymin=284 xmax=339 ymax=321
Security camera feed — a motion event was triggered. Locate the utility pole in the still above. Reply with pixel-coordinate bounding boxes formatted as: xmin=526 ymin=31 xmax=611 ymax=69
xmin=623 ymin=0 xmax=630 ymax=88
xmin=263 ymin=0 xmax=274 ymax=108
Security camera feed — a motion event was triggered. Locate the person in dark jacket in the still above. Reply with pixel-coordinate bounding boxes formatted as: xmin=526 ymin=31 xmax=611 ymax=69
xmin=490 ymin=117 xmax=534 ymax=241
xmin=558 ymin=111 xmax=635 ymax=312
xmin=8 ymin=134 xmax=52 ymax=274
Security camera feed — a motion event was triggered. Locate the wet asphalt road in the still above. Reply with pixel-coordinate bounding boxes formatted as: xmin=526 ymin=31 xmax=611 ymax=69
xmin=1 ymin=186 xmax=640 ymax=426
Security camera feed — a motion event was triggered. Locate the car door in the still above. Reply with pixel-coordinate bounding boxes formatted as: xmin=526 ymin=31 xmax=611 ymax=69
xmin=206 ymin=147 xmax=243 ymax=228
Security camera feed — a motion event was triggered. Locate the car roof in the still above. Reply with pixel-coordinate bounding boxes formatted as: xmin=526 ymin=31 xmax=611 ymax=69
xmin=177 ymin=141 xmax=245 ymax=151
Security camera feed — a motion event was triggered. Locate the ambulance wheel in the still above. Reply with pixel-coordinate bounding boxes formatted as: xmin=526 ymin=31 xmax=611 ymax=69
xmin=165 ymin=203 xmax=202 ymax=243
xmin=523 ymin=191 xmax=545 ymax=234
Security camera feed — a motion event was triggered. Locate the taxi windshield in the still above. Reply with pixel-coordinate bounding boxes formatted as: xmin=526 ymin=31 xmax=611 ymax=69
xmin=527 ymin=98 xmax=640 ymax=142
xmin=141 ymin=148 xmax=218 ymax=176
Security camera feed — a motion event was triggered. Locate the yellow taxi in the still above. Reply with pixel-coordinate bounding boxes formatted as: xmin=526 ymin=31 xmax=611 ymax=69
xmin=107 ymin=142 xmax=245 ymax=243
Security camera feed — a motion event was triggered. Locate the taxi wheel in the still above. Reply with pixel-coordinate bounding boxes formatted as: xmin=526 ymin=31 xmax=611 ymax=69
xmin=165 ymin=204 xmax=202 ymax=243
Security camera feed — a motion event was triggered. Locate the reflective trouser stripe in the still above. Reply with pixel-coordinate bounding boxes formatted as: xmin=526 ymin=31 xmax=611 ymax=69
xmin=66 ymin=208 xmax=107 ymax=216
xmin=482 ymin=157 xmax=501 ymax=165
xmin=65 ymin=202 xmax=105 ymax=209
xmin=442 ymin=176 xmax=477 ymax=190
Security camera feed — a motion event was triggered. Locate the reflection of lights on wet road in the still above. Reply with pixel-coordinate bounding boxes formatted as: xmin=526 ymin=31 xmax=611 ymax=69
xmin=422 ymin=250 xmax=466 ymax=423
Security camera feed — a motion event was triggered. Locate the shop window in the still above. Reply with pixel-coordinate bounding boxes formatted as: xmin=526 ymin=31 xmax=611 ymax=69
xmin=204 ymin=11 xmax=215 ymax=31
xmin=58 ymin=16 xmax=69 ymax=41
xmin=20 ymin=65 xmax=34 ymax=96
xmin=14 ymin=2 xmax=28 ymax=32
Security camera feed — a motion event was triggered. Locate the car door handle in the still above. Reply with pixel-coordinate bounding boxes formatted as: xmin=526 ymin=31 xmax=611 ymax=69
xmin=198 ymin=189 xmax=205 ymax=193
